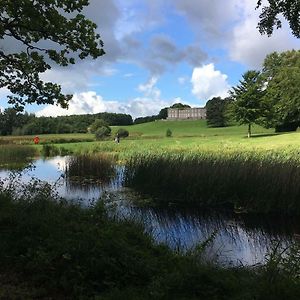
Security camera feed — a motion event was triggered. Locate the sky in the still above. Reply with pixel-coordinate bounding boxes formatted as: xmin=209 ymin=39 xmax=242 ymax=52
xmin=0 ymin=0 xmax=300 ymax=118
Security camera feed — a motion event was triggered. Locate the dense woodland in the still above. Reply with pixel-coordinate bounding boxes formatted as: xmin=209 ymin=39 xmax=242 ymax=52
xmin=0 ymin=111 xmax=133 ymax=136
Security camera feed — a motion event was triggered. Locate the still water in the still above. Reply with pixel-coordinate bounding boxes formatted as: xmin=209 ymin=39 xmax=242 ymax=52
xmin=1 ymin=156 xmax=299 ymax=266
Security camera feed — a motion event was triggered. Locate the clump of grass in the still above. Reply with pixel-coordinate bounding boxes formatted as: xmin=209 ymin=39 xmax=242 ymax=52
xmin=41 ymin=144 xmax=72 ymax=157
xmin=65 ymin=153 xmax=116 ymax=182
xmin=124 ymin=153 xmax=300 ymax=214
xmin=0 ymin=145 xmax=37 ymax=169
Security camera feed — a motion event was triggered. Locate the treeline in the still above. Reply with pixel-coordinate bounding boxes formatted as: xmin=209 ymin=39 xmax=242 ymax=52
xmin=0 ymin=110 xmax=133 ymax=136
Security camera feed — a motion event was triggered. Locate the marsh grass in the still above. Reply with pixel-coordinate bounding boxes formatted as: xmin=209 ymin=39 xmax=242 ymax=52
xmin=65 ymin=153 xmax=116 ymax=182
xmin=124 ymin=153 xmax=300 ymax=214
xmin=0 ymin=145 xmax=37 ymax=169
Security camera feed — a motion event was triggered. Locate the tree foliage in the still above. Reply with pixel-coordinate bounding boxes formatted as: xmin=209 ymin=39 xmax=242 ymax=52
xmin=89 ymin=119 xmax=109 ymax=134
xmin=205 ymin=97 xmax=232 ymax=127
xmin=0 ymin=0 xmax=104 ymax=111
xmin=256 ymin=0 xmax=300 ymax=38
xmin=0 ymin=111 xmax=133 ymax=136
xmin=116 ymin=128 xmax=129 ymax=138
xmin=230 ymin=70 xmax=265 ymax=137
xmin=261 ymin=50 xmax=300 ymax=131
xmin=95 ymin=126 xmax=111 ymax=140
xmin=170 ymin=103 xmax=191 ymax=109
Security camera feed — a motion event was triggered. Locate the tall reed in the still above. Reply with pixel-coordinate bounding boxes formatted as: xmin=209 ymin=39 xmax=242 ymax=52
xmin=0 ymin=145 xmax=36 ymax=169
xmin=65 ymin=153 xmax=116 ymax=182
xmin=124 ymin=153 xmax=300 ymax=214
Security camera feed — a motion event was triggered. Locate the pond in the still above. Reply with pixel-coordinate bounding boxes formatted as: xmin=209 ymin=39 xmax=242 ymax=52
xmin=0 ymin=156 xmax=299 ymax=266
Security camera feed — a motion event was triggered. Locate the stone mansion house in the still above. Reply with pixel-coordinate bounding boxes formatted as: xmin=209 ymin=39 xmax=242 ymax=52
xmin=167 ymin=107 xmax=206 ymax=120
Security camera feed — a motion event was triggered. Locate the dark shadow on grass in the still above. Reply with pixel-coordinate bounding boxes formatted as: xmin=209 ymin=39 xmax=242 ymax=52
xmin=250 ymin=131 xmax=298 ymax=138
xmin=250 ymin=133 xmax=280 ymax=138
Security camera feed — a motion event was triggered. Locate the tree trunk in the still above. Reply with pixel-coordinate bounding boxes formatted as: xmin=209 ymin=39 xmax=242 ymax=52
xmin=248 ymin=123 xmax=251 ymax=138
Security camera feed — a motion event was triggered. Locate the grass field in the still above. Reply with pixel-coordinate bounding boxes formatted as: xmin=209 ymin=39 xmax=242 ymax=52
xmin=2 ymin=120 xmax=300 ymax=159
xmin=28 ymin=120 xmax=300 ymax=160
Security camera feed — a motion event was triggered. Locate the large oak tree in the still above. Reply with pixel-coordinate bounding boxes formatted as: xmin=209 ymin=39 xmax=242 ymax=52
xmin=0 ymin=0 xmax=105 ymax=111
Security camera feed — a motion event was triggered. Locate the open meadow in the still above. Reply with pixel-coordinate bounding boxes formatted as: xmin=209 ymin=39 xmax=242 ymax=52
xmin=18 ymin=120 xmax=300 ymax=160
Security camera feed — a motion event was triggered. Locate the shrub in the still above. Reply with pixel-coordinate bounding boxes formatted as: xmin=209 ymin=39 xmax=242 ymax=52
xmin=117 ymin=128 xmax=129 ymax=138
xmin=166 ymin=128 xmax=172 ymax=137
xmin=95 ymin=126 xmax=111 ymax=140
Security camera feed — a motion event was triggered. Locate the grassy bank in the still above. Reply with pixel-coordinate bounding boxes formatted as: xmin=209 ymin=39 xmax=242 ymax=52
xmin=0 ymin=180 xmax=300 ymax=299
xmin=124 ymin=153 xmax=300 ymax=214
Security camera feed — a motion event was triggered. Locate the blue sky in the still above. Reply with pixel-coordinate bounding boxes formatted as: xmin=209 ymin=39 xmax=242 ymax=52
xmin=0 ymin=0 xmax=299 ymax=118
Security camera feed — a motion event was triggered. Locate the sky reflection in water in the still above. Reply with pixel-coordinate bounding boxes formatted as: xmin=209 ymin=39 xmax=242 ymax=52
xmin=0 ymin=156 xmax=297 ymax=266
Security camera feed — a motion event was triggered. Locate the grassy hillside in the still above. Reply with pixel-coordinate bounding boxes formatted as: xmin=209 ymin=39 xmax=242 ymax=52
xmin=113 ymin=119 xmax=274 ymax=138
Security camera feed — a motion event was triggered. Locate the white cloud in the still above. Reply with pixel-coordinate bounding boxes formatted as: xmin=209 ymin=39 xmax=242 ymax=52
xmin=36 ymin=77 xmax=175 ymax=118
xmin=138 ymin=77 xmax=161 ymax=99
xmin=36 ymin=91 xmax=174 ymax=119
xmin=191 ymin=63 xmax=230 ymax=101
xmin=35 ymin=92 xmax=119 ymax=117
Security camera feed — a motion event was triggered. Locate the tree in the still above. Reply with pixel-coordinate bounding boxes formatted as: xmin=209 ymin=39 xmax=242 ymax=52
xmin=89 ymin=119 xmax=109 ymax=134
xmin=205 ymin=97 xmax=232 ymax=127
xmin=170 ymin=103 xmax=191 ymax=109
xmin=230 ymin=70 xmax=265 ymax=138
xmin=260 ymin=50 xmax=300 ymax=132
xmin=95 ymin=126 xmax=111 ymax=140
xmin=0 ymin=0 xmax=104 ymax=111
xmin=0 ymin=108 xmax=34 ymax=135
xmin=158 ymin=107 xmax=168 ymax=119
xmin=256 ymin=0 xmax=300 ymax=38
xmin=116 ymin=128 xmax=129 ymax=138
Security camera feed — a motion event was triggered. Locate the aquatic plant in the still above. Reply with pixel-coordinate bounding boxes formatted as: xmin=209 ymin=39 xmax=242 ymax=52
xmin=124 ymin=152 xmax=300 ymax=214
xmin=65 ymin=153 xmax=116 ymax=182
xmin=0 ymin=145 xmax=36 ymax=170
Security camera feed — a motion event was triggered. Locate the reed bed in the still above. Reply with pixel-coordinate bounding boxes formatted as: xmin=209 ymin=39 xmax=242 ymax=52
xmin=65 ymin=153 xmax=116 ymax=182
xmin=124 ymin=152 xmax=300 ymax=215
xmin=0 ymin=145 xmax=37 ymax=169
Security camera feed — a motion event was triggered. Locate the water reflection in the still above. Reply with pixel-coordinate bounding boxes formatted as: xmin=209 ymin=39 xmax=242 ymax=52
xmin=110 ymin=196 xmax=292 ymax=265
xmin=0 ymin=156 xmax=298 ymax=265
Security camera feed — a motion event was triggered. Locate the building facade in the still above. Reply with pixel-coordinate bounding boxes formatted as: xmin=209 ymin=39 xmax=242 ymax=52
xmin=167 ymin=107 xmax=206 ymax=120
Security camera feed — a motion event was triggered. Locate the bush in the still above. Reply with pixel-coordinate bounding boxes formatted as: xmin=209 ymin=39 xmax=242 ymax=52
xmin=116 ymin=128 xmax=129 ymax=138
xmin=95 ymin=126 xmax=111 ymax=140
xmin=166 ymin=128 xmax=172 ymax=137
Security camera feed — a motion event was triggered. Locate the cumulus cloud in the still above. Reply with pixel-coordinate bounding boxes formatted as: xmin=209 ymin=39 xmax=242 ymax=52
xmin=36 ymin=91 xmax=174 ymax=119
xmin=138 ymin=77 xmax=161 ymax=99
xmin=36 ymin=77 xmax=177 ymax=118
xmin=191 ymin=63 xmax=230 ymax=101
xmin=36 ymin=92 xmax=117 ymax=117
